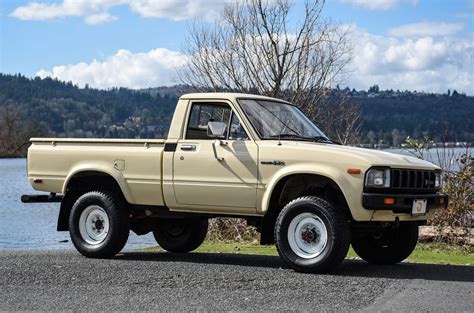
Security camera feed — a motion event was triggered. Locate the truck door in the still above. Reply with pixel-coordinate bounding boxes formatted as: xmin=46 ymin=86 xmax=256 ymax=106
xmin=173 ymin=101 xmax=258 ymax=212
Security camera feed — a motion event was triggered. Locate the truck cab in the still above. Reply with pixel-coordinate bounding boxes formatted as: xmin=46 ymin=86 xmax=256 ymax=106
xmin=23 ymin=93 xmax=448 ymax=273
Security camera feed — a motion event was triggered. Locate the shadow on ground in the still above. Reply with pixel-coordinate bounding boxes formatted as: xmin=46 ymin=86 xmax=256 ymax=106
xmin=115 ymin=251 xmax=474 ymax=283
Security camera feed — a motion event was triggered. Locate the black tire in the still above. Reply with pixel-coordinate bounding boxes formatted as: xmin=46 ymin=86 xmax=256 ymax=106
xmin=69 ymin=191 xmax=129 ymax=258
xmin=153 ymin=219 xmax=208 ymax=253
xmin=274 ymin=196 xmax=350 ymax=273
xmin=351 ymin=223 xmax=418 ymax=264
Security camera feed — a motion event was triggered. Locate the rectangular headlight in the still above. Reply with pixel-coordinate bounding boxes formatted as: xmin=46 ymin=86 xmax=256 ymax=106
xmin=435 ymin=172 xmax=442 ymax=188
xmin=365 ymin=168 xmax=390 ymax=188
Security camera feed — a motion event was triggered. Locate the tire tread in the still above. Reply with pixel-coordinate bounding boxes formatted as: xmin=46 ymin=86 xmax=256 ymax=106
xmin=274 ymin=196 xmax=350 ymax=273
xmin=69 ymin=190 xmax=129 ymax=258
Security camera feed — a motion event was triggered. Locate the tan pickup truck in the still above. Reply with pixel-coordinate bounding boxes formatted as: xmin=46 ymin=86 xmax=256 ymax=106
xmin=22 ymin=93 xmax=447 ymax=273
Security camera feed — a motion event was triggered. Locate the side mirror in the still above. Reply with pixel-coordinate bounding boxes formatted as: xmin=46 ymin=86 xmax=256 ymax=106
xmin=207 ymin=121 xmax=227 ymax=139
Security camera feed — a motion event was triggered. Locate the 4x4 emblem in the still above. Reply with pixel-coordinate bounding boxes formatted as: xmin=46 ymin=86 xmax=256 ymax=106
xmin=261 ymin=160 xmax=286 ymax=166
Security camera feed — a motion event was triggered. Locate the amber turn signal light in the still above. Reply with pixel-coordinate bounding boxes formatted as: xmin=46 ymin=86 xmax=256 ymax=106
xmin=439 ymin=197 xmax=445 ymax=204
xmin=384 ymin=198 xmax=395 ymax=205
xmin=347 ymin=168 xmax=361 ymax=174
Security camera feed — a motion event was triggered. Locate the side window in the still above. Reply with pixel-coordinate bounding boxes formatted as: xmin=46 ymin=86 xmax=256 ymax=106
xmin=229 ymin=113 xmax=249 ymax=140
xmin=186 ymin=103 xmax=231 ymax=139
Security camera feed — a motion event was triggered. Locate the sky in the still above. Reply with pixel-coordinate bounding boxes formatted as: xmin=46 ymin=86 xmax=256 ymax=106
xmin=1 ymin=0 xmax=473 ymax=94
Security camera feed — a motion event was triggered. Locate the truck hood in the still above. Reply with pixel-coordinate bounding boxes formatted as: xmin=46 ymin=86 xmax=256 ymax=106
xmin=282 ymin=141 xmax=439 ymax=170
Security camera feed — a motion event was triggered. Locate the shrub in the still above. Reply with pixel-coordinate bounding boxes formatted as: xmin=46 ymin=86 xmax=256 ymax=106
xmin=403 ymin=137 xmax=473 ymax=245
xmin=207 ymin=218 xmax=260 ymax=242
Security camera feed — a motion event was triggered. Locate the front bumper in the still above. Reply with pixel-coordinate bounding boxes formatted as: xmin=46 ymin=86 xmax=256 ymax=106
xmin=362 ymin=193 xmax=448 ymax=213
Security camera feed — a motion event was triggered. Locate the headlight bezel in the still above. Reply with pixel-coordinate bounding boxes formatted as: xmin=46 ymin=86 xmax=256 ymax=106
xmin=364 ymin=167 xmax=391 ymax=188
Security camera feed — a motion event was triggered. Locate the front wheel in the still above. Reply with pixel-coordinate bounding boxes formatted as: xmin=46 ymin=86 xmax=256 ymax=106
xmin=351 ymin=223 xmax=419 ymax=264
xmin=274 ymin=196 xmax=350 ymax=273
xmin=69 ymin=191 xmax=130 ymax=258
xmin=153 ymin=219 xmax=208 ymax=253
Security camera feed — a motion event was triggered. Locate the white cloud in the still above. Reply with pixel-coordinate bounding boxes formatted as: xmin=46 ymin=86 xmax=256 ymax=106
xmin=10 ymin=0 xmax=121 ymax=24
xmin=34 ymin=21 xmax=473 ymax=94
xmin=388 ymin=22 xmax=464 ymax=37
xmin=128 ymin=0 xmax=225 ymax=21
xmin=10 ymin=0 xmax=226 ymax=24
xmin=342 ymin=0 xmax=401 ymax=11
xmin=457 ymin=12 xmax=474 ymax=19
xmin=342 ymin=0 xmax=420 ymax=10
xmin=36 ymin=48 xmax=188 ymax=89
xmin=84 ymin=12 xmax=118 ymax=25
xmin=345 ymin=25 xmax=473 ymax=94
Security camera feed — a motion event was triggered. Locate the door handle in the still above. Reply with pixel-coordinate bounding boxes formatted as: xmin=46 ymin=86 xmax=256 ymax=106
xmin=180 ymin=144 xmax=196 ymax=151
xmin=212 ymin=140 xmax=224 ymax=161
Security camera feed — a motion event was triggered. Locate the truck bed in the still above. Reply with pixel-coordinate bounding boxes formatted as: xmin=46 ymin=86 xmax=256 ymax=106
xmin=27 ymin=138 xmax=166 ymax=206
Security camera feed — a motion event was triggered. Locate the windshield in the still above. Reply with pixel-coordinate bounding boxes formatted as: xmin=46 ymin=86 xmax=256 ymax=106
xmin=239 ymin=99 xmax=328 ymax=141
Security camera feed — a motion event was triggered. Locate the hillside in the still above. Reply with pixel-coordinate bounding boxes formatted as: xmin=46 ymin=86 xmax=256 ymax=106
xmin=0 ymin=73 xmax=473 ymax=156
xmin=333 ymin=86 xmax=474 ymax=146
xmin=0 ymin=74 xmax=178 ymax=138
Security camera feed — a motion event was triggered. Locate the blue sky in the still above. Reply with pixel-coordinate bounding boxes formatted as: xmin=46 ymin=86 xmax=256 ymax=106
xmin=1 ymin=0 xmax=473 ymax=94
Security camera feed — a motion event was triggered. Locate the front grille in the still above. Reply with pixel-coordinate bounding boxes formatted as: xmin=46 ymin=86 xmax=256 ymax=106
xmin=364 ymin=168 xmax=439 ymax=194
xmin=391 ymin=168 xmax=436 ymax=190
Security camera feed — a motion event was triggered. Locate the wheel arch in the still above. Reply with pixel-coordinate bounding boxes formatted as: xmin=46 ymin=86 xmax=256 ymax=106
xmin=260 ymin=165 xmax=354 ymax=214
xmin=62 ymin=164 xmax=134 ymax=203
xmin=57 ymin=166 xmax=133 ymax=231
xmin=260 ymin=167 xmax=354 ymax=245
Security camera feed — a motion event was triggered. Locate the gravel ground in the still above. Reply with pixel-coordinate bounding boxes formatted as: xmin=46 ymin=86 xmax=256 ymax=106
xmin=0 ymin=250 xmax=473 ymax=311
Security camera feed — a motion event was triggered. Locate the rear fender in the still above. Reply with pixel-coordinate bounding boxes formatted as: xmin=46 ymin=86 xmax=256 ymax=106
xmin=62 ymin=162 xmax=135 ymax=203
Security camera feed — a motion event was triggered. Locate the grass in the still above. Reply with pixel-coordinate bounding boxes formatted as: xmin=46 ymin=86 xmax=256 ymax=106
xmin=406 ymin=243 xmax=473 ymax=265
xmin=146 ymin=241 xmax=474 ymax=266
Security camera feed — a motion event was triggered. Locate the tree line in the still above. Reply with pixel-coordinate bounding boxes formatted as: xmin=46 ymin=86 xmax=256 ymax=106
xmin=0 ymin=73 xmax=472 ymax=157
xmin=0 ymin=74 xmax=177 ymax=156
xmin=332 ymin=85 xmax=473 ymax=147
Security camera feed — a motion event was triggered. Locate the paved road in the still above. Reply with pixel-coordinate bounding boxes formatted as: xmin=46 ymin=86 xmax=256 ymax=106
xmin=0 ymin=250 xmax=472 ymax=311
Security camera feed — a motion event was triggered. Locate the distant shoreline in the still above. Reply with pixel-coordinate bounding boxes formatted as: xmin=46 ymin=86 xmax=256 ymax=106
xmin=0 ymin=156 xmax=25 ymax=159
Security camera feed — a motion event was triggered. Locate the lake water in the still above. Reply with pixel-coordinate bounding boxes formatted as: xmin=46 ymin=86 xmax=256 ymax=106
xmin=0 ymin=158 xmax=156 ymax=249
xmin=383 ymin=147 xmax=472 ymax=172
xmin=1 ymin=147 xmax=471 ymax=249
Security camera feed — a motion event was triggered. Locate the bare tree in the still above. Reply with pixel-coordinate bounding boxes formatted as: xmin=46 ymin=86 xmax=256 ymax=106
xmin=315 ymin=94 xmax=362 ymax=145
xmin=0 ymin=102 xmax=46 ymax=157
xmin=0 ymin=103 xmax=22 ymax=154
xmin=182 ymin=0 xmax=360 ymax=142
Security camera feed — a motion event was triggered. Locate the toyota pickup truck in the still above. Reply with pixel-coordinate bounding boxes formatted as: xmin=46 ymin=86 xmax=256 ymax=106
xmin=22 ymin=93 xmax=448 ymax=273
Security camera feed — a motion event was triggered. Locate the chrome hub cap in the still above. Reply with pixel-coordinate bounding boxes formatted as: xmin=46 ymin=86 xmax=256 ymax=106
xmin=79 ymin=205 xmax=110 ymax=245
xmin=287 ymin=213 xmax=328 ymax=259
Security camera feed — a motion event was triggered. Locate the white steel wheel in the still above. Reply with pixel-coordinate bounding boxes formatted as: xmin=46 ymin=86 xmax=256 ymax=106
xmin=275 ymin=196 xmax=350 ymax=273
xmin=78 ymin=205 xmax=110 ymax=245
xmin=287 ymin=212 xmax=328 ymax=259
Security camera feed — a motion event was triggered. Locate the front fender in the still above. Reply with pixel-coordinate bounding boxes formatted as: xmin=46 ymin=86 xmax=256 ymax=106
xmin=259 ymin=163 xmax=367 ymax=220
xmin=62 ymin=161 xmax=135 ymax=204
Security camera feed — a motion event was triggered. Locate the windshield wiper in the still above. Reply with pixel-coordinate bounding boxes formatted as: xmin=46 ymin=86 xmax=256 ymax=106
xmin=270 ymin=133 xmax=313 ymax=141
xmin=311 ymin=136 xmax=341 ymax=145
xmin=270 ymin=134 xmax=341 ymax=144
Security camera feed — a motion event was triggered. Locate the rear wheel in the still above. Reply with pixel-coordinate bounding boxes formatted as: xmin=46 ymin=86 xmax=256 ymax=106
xmin=351 ymin=223 xmax=418 ymax=264
xmin=275 ymin=196 xmax=350 ymax=273
xmin=69 ymin=191 xmax=130 ymax=258
xmin=153 ymin=219 xmax=208 ymax=253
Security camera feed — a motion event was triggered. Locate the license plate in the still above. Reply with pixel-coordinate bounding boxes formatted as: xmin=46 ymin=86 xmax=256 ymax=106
xmin=412 ymin=199 xmax=427 ymax=215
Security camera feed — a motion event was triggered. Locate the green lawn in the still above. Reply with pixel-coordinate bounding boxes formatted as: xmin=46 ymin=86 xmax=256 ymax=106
xmin=146 ymin=241 xmax=474 ymax=266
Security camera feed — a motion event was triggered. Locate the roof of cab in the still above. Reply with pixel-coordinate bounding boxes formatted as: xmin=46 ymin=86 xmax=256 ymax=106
xmin=179 ymin=92 xmax=291 ymax=104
